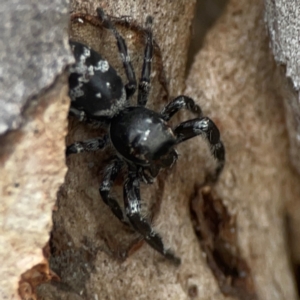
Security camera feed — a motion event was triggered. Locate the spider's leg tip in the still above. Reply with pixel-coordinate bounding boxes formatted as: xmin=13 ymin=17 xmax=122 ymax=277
xmin=97 ymin=7 xmax=107 ymax=23
xmin=146 ymin=15 xmax=153 ymax=26
xmin=168 ymin=254 xmax=181 ymax=266
xmin=173 ymin=256 xmax=181 ymax=266
xmin=164 ymin=249 xmax=181 ymax=266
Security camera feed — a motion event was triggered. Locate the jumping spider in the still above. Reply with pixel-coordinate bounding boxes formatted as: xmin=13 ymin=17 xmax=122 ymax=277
xmin=67 ymin=8 xmax=225 ymax=265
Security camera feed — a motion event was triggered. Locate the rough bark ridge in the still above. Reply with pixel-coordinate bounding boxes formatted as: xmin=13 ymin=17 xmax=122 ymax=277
xmin=0 ymin=76 xmax=70 ymax=300
xmin=264 ymin=0 xmax=300 ymax=89
xmin=0 ymin=0 xmax=72 ymax=134
xmin=264 ymin=0 xmax=300 ymax=267
xmin=185 ymin=0 xmax=300 ymax=299
xmin=0 ymin=1 xmax=71 ymax=299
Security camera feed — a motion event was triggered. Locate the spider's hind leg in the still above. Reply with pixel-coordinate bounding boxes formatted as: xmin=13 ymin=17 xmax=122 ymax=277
xmin=97 ymin=8 xmax=137 ymax=98
xmin=137 ymin=16 xmax=153 ymax=106
xmin=66 ymin=135 xmax=109 ymax=156
xmin=69 ymin=107 xmax=109 ymax=128
xmin=123 ymin=167 xmax=181 ymax=265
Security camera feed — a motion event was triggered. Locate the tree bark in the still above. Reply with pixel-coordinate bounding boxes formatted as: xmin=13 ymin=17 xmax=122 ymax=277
xmin=264 ymin=0 xmax=300 ymax=270
xmin=1 ymin=0 xmax=299 ymax=299
xmin=0 ymin=0 xmax=71 ymax=299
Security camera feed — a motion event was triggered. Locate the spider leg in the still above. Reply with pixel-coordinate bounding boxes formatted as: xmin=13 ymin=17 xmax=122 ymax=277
xmin=99 ymin=158 xmax=128 ymax=223
xmin=66 ymin=135 xmax=109 ymax=156
xmin=69 ymin=107 xmax=88 ymax=122
xmin=161 ymin=95 xmax=202 ymax=121
xmin=69 ymin=107 xmax=108 ymax=128
xmin=137 ymin=16 xmax=153 ymax=106
xmin=140 ymin=149 xmax=178 ymax=183
xmin=124 ymin=167 xmax=181 ymax=265
xmin=97 ymin=8 xmax=137 ymax=98
xmin=174 ymin=117 xmax=225 ymax=181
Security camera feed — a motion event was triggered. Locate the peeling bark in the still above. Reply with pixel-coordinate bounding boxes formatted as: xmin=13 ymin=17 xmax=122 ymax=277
xmin=0 ymin=75 xmax=70 ymax=300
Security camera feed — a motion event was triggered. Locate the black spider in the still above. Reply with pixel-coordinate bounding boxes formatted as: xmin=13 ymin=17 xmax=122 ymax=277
xmin=67 ymin=8 xmax=225 ymax=265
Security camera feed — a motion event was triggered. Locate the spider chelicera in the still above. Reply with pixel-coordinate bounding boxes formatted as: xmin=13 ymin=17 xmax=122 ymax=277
xmin=67 ymin=8 xmax=225 ymax=265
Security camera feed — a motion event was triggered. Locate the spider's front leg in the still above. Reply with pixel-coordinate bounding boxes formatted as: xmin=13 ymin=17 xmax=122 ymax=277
xmin=139 ymin=149 xmax=178 ymax=184
xmin=124 ymin=167 xmax=181 ymax=265
xmin=175 ymin=117 xmax=225 ymax=182
xmin=162 ymin=96 xmax=225 ymax=181
xmin=161 ymin=95 xmax=203 ymax=121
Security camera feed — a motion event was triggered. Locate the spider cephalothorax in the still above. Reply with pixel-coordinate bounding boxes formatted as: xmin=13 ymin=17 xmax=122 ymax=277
xmin=67 ymin=8 xmax=225 ymax=265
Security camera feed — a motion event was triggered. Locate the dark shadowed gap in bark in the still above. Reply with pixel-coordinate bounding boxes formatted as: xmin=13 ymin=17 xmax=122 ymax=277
xmin=285 ymin=214 xmax=300 ymax=298
xmin=295 ymin=265 xmax=300 ymax=297
xmin=190 ymin=186 xmax=258 ymax=300
xmin=291 ymin=259 xmax=300 ymax=297
xmin=186 ymin=0 xmax=229 ymax=74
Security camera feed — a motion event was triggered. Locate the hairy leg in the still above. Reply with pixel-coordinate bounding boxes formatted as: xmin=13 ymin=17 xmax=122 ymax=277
xmin=137 ymin=16 xmax=153 ymax=106
xmin=161 ymin=95 xmax=202 ymax=121
xmin=174 ymin=117 xmax=225 ymax=181
xmin=66 ymin=135 xmax=109 ymax=156
xmin=123 ymin=167 xmax=181 ymax=265
xmin=97 ymin=8 xmax=137 ymax=98
xmin=99 ymin=159 xmax=127 ymax=223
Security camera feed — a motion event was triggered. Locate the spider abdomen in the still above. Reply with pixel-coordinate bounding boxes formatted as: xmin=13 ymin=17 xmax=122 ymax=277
xmin=110 ymin=106 xmax=176 ymax=166
xmin=69 ymin=41 xmax=127 ymax=119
